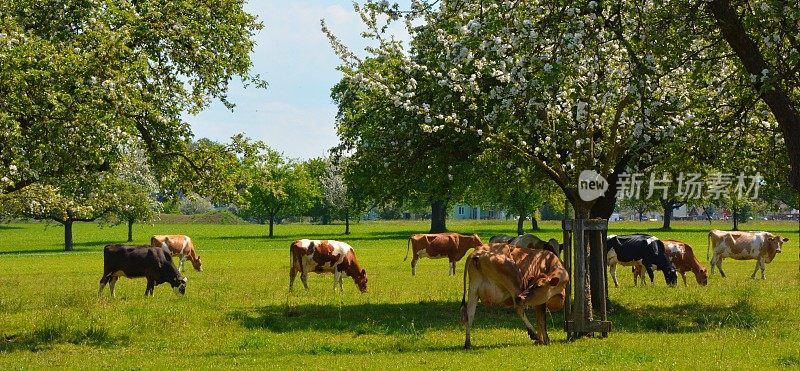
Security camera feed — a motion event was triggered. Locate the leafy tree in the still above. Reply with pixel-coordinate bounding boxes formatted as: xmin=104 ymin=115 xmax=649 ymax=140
xmin=106 ymin=147 xmax=160 ymax=242
xmin=618 ymin=197 xmax=660 ymax=223
xmin=0 ymin=0 xmax=264 ymax=199
xmin=321 ymin=156 xmax=366 ymax=235
xmin=302 ymin=157 xmax=331 ymax=224
xmin=240 ymin=149 xmax=318 ymax=237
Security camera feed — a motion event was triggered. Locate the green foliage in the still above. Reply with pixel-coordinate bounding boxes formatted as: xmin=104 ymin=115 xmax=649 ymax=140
xmin=0 ymin=0 xmax=264 ymax=198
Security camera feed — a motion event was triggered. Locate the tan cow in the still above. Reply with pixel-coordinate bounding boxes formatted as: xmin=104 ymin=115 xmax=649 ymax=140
xmin=460 ymin=243 xmax=568 ymax=348
xmin=404 ymin=233 xmax=483 ymax=276
xmin=634 ymin=240 xmax=708 ymax=286
xmin=707 ymin=230 xmax=788 ymax=279
xmin=289 ymin=239 xmax=367 ymax=293
xmin=150 ymin=235 xmax=202 ymax=272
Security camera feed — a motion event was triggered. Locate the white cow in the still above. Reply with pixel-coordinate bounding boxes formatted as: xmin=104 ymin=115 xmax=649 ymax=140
xmin=289 ymin=239 xmax=368 ymax=293
xmin=707 ymin=230 xmax=788 ymax=279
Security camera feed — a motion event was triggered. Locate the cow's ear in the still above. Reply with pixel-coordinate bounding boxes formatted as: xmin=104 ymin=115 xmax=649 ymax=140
xmin=781 ymin=237 xmax=789 ymax=242
xmin=548 ymin=277 xmax=560 ymax=286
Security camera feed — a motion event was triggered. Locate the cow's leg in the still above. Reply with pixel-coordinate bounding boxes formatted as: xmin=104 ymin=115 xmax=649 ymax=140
xmin=681 ymin=271 xmax=688 ymax=286
xmin=760 ymin=260 xmax=766 ymax=280
xmin=145 ymin=278 xmax=155 ymax=296
xmin=463 ymin=279 xmax=479 ymax=349
xmin=610 ymin=264 xmax=619 ymax=288
xmin=333 ymin=271 xmax=342 ymax=292
xmin=534 ymin=304 xmax=549 ymax=345
xmin=449 ymin=260 xmax=456 ymax=276
xmin=716 ymin=257 xmax=726 ymax=278
xmin=178 ymin=254 xmax=188 ymax=273
xmin=514 ymin=305 xmax=541 ymax=345
xmin=109 ymin=276 xmax=119 ymax=298
xmin=289 ymin=266 xmax=297 ymax=292
xmin=752 ymin=258 xmax=766 ymax=280
xmin=411 ymin=256 xmax=418 ymax=276
xmin=300 ymin=271 xmax=309 ymax=290
xmin=710 ymin=255 xmax=716 ymax=275
xmin=98 ymin=274 xmax=111 ymax=297
xmin=645 ymin=266 xmax=655 ymax=286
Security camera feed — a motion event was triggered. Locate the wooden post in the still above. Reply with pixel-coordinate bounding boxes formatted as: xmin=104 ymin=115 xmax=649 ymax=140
xmin=562 ymin=218 xmax=611 ymax=337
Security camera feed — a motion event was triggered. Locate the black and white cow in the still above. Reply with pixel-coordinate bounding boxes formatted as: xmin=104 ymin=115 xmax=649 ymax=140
xmin=606 ymin=234 xmax=678 ymax=287
xmin=99 ymin=244 xmax=188 ymax=297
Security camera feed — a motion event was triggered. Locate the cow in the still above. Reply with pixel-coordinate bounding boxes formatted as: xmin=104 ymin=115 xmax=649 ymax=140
xmin=510 ymin=234 xmax=564 ymax=257
xmin=634 ymin=240 xmax=708 ymax=286
xmin=707 ymin=230 xmax=788 ymax=279
xmin=98 ymin=244 xmax=187 ymax=297
xmin=460 ymin=243 xmax=568 ymax=348
xmin=606 ymin=234 xmax=678 ymax=287
xmin=489 ymin=234 xmax=515 ymax=244
xmin=404 ymin=233 xmax=483 ymax=276
xmin=150 ymin=235 xmax=202 ymax=273
xmin=289 ymin=239 xmax=367 ymax=293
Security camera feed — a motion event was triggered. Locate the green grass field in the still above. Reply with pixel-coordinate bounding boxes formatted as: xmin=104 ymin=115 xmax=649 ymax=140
xmin=1 ymin=220 xmax=798 ymax=369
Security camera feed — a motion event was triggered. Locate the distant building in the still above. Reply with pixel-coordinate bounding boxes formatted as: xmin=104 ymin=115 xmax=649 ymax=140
xmin=453 ymin=204 xmax=507 ymax=220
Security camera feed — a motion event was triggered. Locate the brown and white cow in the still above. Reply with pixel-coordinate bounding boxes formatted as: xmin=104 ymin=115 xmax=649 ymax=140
xmin=99 ymin=244 xmax=187 ymax=297
xmin=150 ymin=235 xmax=202 ymax=273
xmin=635 ymin=240 xmax=708 ymax=286
xmin=405 ymin=233 xmax=483 ymax=276
xmin=289 ymin=239 xmax=367 ymax=293
xmin=460 ymin=243 xmax=569 ymax=348
xmin=510 ymin=234 xmax=564 ymax=257
xmin=708 ymin=230 xmax=789 ymax=279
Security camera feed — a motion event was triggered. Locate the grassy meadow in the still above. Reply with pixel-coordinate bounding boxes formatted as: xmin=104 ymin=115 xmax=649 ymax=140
xmin=0 ymin=219 xmax=798 ymax=369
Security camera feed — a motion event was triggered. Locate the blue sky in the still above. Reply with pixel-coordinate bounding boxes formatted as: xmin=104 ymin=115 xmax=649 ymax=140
xmin=185 ymin=1 xmax=408 ymax=160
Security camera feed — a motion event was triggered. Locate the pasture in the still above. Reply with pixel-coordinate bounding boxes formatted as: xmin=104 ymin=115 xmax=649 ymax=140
xmin=0 ymin=220 xmax=798 ymax=369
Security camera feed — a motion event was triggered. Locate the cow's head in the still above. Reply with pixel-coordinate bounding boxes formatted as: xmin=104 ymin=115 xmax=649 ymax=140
xmin=518 ymin=271 xmax=569 ymax=307
xmin=171 ymin=276 xmax=188 ymax=296
xmin=191 ymin=257 xmax=203 ymax=272
xmin=763 ymin=235 xmax=788 ymax=263
xmin=354 ymin=269 xmax=368 ymax=293
xmin=696 ymin=267 xmax=708 ymax=286
xmin=663 ymin=267 xmax=678 ymax=287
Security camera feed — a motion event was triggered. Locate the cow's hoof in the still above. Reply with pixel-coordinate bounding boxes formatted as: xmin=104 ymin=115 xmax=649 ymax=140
xmin=527 ymin=328 xmax=537 ymax=340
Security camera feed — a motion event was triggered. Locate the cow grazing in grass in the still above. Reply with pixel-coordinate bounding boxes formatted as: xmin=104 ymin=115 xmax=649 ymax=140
xmin=634 ymin=240 xmax=708 ymax=286
xmin=405 ymin=233 xmax=483 ymax=276
xmin=150 ymin=235 xmax=202 ymax=272
xmin=607 ymin=234 xmax=678 ymax=287
xmin=460 ymin=243 xmax=568 ymax=348
xmin=510 ymin=234 xmax=564 ymax=257
xmin=289 ymin=239 xmax=367 ymax=293
xmin=708 ymin=230 xmax=788 ymax=279
xmin=99 ymin=244 xmax=187 ymax=297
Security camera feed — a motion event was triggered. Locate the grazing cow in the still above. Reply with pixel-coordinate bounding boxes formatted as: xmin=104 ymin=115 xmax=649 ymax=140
xmin=405 ymin=233 xmax=483 ymax=276
xmin=289 ymin=239 xmax=367 ymax=293
xmin=489 ymin=234 xmax=515 ymax=244
xmin=99 ymin=244 xmax=187 ymax=297
xmin=707 ymin=230 xmax=788 ymax=279
xmin=150 ymin=235 xmax=202 ymax=272
xmin=634 ymin=240 xmax=708 ymax=286
xmin=460 ymin=243 xmax=568 ymax=348
xmin=606 ymin=234 xmax=678 ymax=287
xmin=510 ymin=234 xmax=564 ymax=257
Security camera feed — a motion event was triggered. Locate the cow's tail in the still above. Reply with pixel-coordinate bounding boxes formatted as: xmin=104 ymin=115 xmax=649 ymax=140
xmin=404 ymin=236 xmax=412 ymax=261
xmin=706 ymin=231 xmax=711 ymax=261
xmin=459 ymin=258 xmax=469 ymax=324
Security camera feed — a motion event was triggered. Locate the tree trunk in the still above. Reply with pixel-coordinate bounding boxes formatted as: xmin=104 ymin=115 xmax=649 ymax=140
xmin=344 ymin=209 xmax=350 ymax=235
xmin=732 ymin=202 xmax=739 ymax=231
xmin=661 ymin=199 xmax=678 ymax=231
xmin=530 ymin=215 xmax=539 ymax=231
xmin=127 ymin=219 xmax=134 ymax=242
xmin=639 ymin=210 xmax=644 ymax=222
xmin=64 ymin=220 xmax=74 ymax=251
xmin=517 ymin=214 xmax=525 ymax=235
xmin=707 ymin=0 xmax=800 ymax=194
xmin=429 ymin=200 xmax=448 ymax=233
xmin=269 ymin=215 xmax=275 ymax=237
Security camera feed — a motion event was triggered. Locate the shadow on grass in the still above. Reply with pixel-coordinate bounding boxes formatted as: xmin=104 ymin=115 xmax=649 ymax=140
xmin=1 ymin=323 xmax=129 ymax=352
xmin=0 ymin=241 xmax=129 ymax=255
xmin=211 ymin=231 xmax=420 ymax=243
xmin=0 ymin=225 xmax=24 ymax=230
xmin=227 ymin=300 xmax=563 ymax=336
xmin=608 ymin=298 xmax=759 ymax=333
